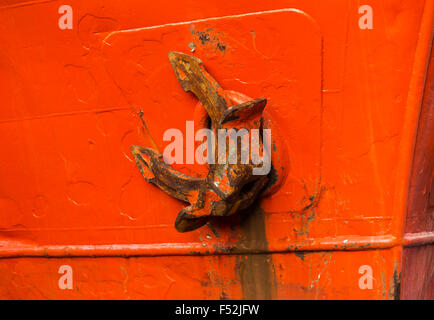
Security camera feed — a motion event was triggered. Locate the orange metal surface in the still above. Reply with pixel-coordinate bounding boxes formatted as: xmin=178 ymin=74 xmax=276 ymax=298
xmin=0 ymin=0 xmax=432 ymax=299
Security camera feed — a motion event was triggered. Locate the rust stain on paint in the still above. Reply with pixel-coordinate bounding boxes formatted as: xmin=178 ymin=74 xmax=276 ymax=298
xmin=389 ymin=261 xmax=401 ymax=300
xmin=292 ymin=186 xmax=325 ymax=237
xmin=190 ymin=26 xmax=227 ymax=55
xmin=236 ymin=204 xmax=276 ymax=299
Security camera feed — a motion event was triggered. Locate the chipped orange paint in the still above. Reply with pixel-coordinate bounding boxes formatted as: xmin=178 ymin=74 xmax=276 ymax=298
xmin=0 ymin=0 xmax=432 ymax=299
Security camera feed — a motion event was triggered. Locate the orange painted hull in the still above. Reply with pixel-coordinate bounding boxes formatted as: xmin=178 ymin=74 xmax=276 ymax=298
xmin=0 ymin=0 xmax=432 ymax=299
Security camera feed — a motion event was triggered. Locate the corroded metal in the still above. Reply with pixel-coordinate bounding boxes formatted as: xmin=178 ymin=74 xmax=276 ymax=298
xmin=131 ymin=51 xmax=270 ymax=232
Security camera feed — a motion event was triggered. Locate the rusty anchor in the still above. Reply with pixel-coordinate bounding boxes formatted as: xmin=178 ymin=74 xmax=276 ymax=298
xmin=131 ymin=51 xmax=274 ymax=232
